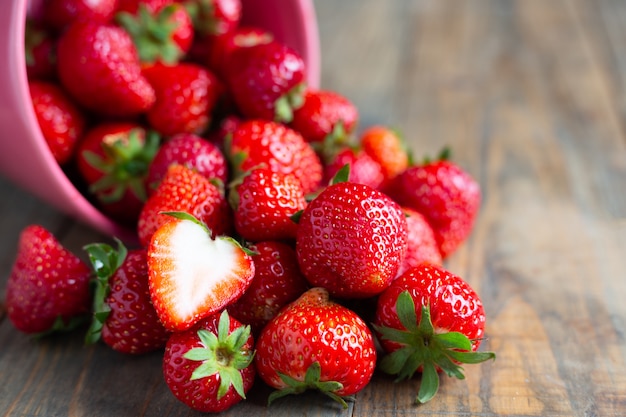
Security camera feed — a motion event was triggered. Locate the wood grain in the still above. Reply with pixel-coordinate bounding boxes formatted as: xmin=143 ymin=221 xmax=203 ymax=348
xmin=1 ymin=0 xmax=625 ymax=416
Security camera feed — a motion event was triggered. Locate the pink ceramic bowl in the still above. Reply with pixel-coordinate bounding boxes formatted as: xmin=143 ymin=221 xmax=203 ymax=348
xmin=0 ymin=0 xmax=320 ymax=241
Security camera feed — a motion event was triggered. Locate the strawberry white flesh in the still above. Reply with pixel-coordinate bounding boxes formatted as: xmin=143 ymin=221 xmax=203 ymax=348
xmin=148 ymin=215 xmax=255 ymax=332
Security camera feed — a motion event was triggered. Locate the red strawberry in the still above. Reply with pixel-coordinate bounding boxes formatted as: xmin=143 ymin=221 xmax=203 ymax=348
xmin=322 ymin=146 xmax=385 ymax=190
xmin=186 ymin=0 xmax=242 ymax=37
xmin=56 ymin=20 xmax=155 ymax=117
xmin=384 ymin=150 xmax=481 ymax=258
xmin=227 ymin=241 xmax=309 ymax=334
xmin=290 ymin=89 xmax=358 ymax=144
xmin=230 ymin=168 xmax=307 ymax=242
xmin=43 ymin=0 xmax=118 ymax=32
xmin=117 ymin=0 xmax=171 ymax=13
xmin=116 ymin=1 xmax=194 ymax=65
xmin=29 ymin=80 xmax=85 ymax=165
xmin=137 ymin=164 xmax=233 ymax=247
xmin=398 ymin=207 xmax=442 ymax=276
xmin=5 ymin=225 xmax=91 ymax=334
xmin=83 ymin=241 xmax=170 ymax=354
xmin=76 ymin=122 xmax=159 ymax=227
xmin=142 ymin=62 xmax=221 ymax=137
xmin=359 ymin=125 xmax=409 ymax=184
xmin=147 ymin=212 xmax=255 ymax=331
xmin=225 ymin=40 xmax=306 ymax=122
xmin=146 ymin=132 xmax=229 ymax=193
xmin=295 ymin=180 xmax=408 ymax=298
xmin=255 ymin=287 xmax=377 ymax=407
xmin=227 ymin=119 xmax=323 ymax=195
xmin=162 ymin=310 xmax=255 ymax=412
xmin=25 ymin=20 xmax=56 ymax=80
xmin=373 ymin=263 xmax=495 ymax=403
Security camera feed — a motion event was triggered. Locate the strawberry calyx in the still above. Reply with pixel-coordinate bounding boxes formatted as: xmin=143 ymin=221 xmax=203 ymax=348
xmin=82 ymin=129 xmax=159 ymax=203
xmin=116 ymin=4 xmax=184 ymax=65
xmin=274 ymin=82 xmax=307 ymax=123
xmin=372 ymin=291 xmax=495 ymax=404
xmin=83 ymin=239 xmax=128 ymax=345
xmin=422 ymin=146 xmax=451 ymax=165
xmin=183 ymin=310 xmax=255 ymax=400
xmin=268 ymin=362 xmax=353 ymax=409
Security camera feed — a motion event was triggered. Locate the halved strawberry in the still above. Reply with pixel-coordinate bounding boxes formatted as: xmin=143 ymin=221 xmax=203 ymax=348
xmin=147 ymin=212 xmax=255 ymax=331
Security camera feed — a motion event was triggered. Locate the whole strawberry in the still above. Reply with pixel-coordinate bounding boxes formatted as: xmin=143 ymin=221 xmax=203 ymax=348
xmin=84 ymin=240 xmax=170 ymax=354
xmin=227 ymin=241 xmax=309 ymax=334
xmin=137 ymin=164 xmax=233 ymax=247
xmin=142 ymin=62 xmax=221 ymax=137
xmin=147 ymin=212 xmax=255 ymax=331
xmin=359 ymin=125 xmax=409 ymax=184
xmin=43 ymin=0 xmax=118 ymax=32
xmin=255 ymin=287 xmax=377 ymax=407
xmin=5 ymin=225 xmax=91 ymax=334
xmin=398 ymin=207 xmax=442 ymax=276
xmin=230 ymin=168 xmax=307 ymax=242
xmin=25 ymin=20 xmax=57 ymax=80
xmin=322 ymin=146 xmax=385 ymax=190
xmin=29 ymin=80 xmax=85 ymax=165
xmin=56 ymin=20 xmax=155 ymax=117
xmin=373 ymin=263 xmax=495 ymax=404
xmin=296 ymin=179 xmax=408 ymax=298
xmin=225 ymin=40 xmax=306 ymax=122
xmin=227 ymin=119 xmax=323 ymax=195
xmin=385 ymin=150 xmax=481 ymax=258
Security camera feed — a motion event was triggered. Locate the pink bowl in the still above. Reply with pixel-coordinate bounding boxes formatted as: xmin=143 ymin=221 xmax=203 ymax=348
xmin=0 ymin=0 xmax=320 ymax=242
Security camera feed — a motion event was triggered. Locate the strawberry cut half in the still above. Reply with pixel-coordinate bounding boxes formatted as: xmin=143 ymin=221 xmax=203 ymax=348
xmin=147 ymin=212 xmax=255 ymax=332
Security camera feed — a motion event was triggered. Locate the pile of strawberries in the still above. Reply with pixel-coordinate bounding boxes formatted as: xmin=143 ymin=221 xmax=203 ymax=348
xmin=7 ymin=0 xmax=495 ymax=413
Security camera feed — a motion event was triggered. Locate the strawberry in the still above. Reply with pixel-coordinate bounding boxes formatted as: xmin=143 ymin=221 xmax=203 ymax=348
xmin=56 ymin=20 xmax=156 ymax=117
xmin=29 ymin=80 xmax=85 ymax=165
xmin=322 ymin=146 xmax=385 ymax=190
xmin=146 ymin=132 xmax=229 ymax=193
xmin=290 ymin=89 xmax=358 ymax=144
xmin=5 ymin=225 xmax=91 ymax=334
xmin=359 ymin=125 xmax=409 ymax=184
xmin=225 ymin=40 xmax=306 ymax=122
xmin=227 ymin=240 xmax=309 ymax=334
xmin=398 ymin=207 xmax=442 ymax=276
xmin=117 ymin=0 xmax=171 ymax=13
xmin=384 ymin=150 xmax=481 ymax=258
xmin=25 ymin=20 xmax=56 ymax=80
xmin=162 ymin=310 xmax=255 ymax=412
xmin=255 ymin=287 xmax=377 ymax=407
xmin=373 ymin=263 xmax=495 ymax=403
xmin=43 ymin=0 xmax=118 ymax=32
xmin=84 ymin=240 xmax=170 ymax=354
xmin=230 ymin=168 xmax=307 ymax=242
xmin=76 ymin=122 xmax=159 ymax=227
xmin=137 ymin=164 xmax=233 ymax=247
xmin=227 ymin=119 xmax=323 ymax=195
xmin=142 ymin=62 xmax=221 ymax=137
xmin=116 ymin=1 xmax=194 ymax=65
xmin=185 ymin=0 xmax=242 ymax=37
xmin=295 ymin=180 xmax=408 ymax=298
xmin=147 ymin=212 xmax=255 ymax=331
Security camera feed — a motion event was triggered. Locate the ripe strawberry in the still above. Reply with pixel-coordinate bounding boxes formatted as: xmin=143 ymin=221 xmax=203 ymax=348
xmin=359 ymin=125 xmax=409 ymax=183
xmin=25 ymin=20 xmax=56 ymax=80
xmin=162 ymin=310 xmax=255 ymax=412
xmin=227 ymin=119 xmax=323 ymax=195
xmin=255 ymin=287 xmax=376 ymax=407
xmin=186 ymin=0 xmax=242 ymax=37
xmin=230 ymin=168 xmax=307 ymax=242
xmin=225 ymin=40 xmax=306 ymax=122
xmin=137 ymin=164 xmax=233 ymax=247
xmin=373 ymin=263 xmax=495 ymax=403
xmin=43 ymin=0 xmax=118 ymax=32
xmin=84 ymin=241 xmax=170 ymax=354
xmin=29 ymin=80 xmax=85 ymax=165
xmin=147 ymin=212 xmax=255 ymax=331
xmin=290 ymin=89 xmax=358 ymax=144
xmin=76 ymin=122 xmax=159 ymax=227
xmin=142 ymin=62 xmax=221 ymax=137
xmin=5 ymin=225 xmax=91 ymax=334
xmin=116 ymin=2 xmax=194 ymax=65
xmin=322 ymin=146 xmax=385 ymax=190
xmin=227 ymin=241 xmax=309 ymax=334
xmin=56 ymin=20 xmax=155 ymax=117
xmin=295 ymin=180 xmax=408 ymax=298
xmin=398 ymin=207 xmax=442 ymax=276
xmin=384 ymin=150 xmax=481 ymax=258
xmin=146 ymin=132 xmax=229 ymax=193
xmin=117 ymin=0 xmax=172 ymax=13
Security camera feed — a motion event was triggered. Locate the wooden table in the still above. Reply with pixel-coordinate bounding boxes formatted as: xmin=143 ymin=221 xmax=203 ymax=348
xmin=2 ymin=0 xmax=625 ymax=416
